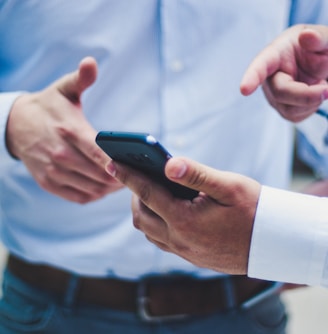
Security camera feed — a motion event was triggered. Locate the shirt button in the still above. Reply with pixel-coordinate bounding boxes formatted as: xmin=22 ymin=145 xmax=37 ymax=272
xmin=170 ymin=60 xmax=184 ymax=72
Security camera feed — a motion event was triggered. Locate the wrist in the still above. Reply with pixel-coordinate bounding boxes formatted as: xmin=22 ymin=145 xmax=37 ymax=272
xmin=5 ymin=93 xmax=32 ymax=159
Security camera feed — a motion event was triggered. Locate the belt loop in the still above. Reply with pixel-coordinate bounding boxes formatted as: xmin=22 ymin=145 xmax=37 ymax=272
xmin=222 ymin=276 xmax=237 ymax=310
xmin=63 ymin=273 xmax=80 ymax=310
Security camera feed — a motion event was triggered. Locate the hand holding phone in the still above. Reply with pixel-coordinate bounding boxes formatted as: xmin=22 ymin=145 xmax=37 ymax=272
xmin=95 ymin=131 xmax=198 ymax=200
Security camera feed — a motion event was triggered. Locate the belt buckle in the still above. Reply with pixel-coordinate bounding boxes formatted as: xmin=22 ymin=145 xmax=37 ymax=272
xmin=137 ymin=276 xmax=189 ymax=323
xmin=241 ymin=281 xmax=283 ymax=309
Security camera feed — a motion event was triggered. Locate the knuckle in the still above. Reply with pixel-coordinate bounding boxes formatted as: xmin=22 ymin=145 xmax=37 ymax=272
xmin=185 ymin=169 xmax=208 ymax=189
xmin=304 ymin=94 xmax=320 ymax=105
xmin=271 ymin=86 xmax=289 ymax=100
xmin=91 ymin=146 xmax=108 ymax=165
xmin=132 ymin=211 xmax=141 ymax=229
xmin=41 ymin=164 xmax=59 ymax=186
xmin=44 ymin=162 xmax=57 ymax=174
xmin=49 ymin=145 xmax=71 ymax=164
xmin=90 ymin=183 xmax=118 ymax=197
xmin=280 ymin=106 xmax=309 ymax=123
xmin=56 ymin=125 xmax=77 ymax=141
xmin=37 ymin=175 xmax=52 ymax=191
xmin=137 ymin=184 xmax=151 ymax=204
xmin=279 ymin=105 xmax=297 ymax=121
xmin=69 ymin=190 xmax=95 ymax=204
xmin=72 ymin=193 xmax=94 ymax=204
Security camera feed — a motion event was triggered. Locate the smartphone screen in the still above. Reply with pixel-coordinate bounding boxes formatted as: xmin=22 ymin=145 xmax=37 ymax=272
xmin=95 ymin=131 xmax=198 ymax=200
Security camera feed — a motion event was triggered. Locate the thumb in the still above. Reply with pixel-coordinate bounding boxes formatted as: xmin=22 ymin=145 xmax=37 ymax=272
xmin=299 ymin=26 xmax=328 ymax=52
xmin=56 ymin=56 xmax=98 ymax=103
xmin=165 ymin=157 xmax=232 ymax=201
xmin=165 ymin=157 xmax=260 ymax=204
xmin=298 ymin=26 xmax=328 ymax=81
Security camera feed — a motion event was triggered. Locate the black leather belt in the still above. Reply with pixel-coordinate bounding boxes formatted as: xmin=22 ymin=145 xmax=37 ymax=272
xmin=7 ymin=254 xmax=275 ymax=322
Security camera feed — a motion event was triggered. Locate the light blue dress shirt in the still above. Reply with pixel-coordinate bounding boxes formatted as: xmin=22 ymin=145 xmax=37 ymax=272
xmin=0 ymin=0 xmax=324 ymax=279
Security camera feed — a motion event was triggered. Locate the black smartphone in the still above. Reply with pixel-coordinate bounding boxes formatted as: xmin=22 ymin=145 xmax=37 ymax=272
xmin=95 ymin=131 xmax=198 ymax=200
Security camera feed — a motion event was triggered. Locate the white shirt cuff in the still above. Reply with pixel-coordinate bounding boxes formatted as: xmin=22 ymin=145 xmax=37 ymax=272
xmin=0 ymin=92 xmax=25 ymax=161
xmin=248 ymin=185 xmax=328 ymax=287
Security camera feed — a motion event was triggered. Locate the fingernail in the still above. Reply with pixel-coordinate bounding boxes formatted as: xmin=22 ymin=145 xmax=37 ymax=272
xmin=106 ymin=161 xmax=116 ymax=177
xmin=169 ymin=159 xmax=187 ymax=179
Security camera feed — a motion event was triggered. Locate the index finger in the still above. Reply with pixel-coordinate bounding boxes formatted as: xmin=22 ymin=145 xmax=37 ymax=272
xmin=240 ymin=46 xmax=281 ymax=96
xmin=60 ymin=124 xmax=115 ymax=178
xmin=106 ymin=160 xmax=180 ymax=216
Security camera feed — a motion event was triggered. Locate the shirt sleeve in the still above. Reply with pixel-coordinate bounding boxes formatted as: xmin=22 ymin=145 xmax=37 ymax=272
xmin=0 ymin=92 xmax=25 ymax=163
xmin=248 ymin=185 xmax=328 ymax=287
xmin=289 ymin=0 xmax=328 ymax=25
